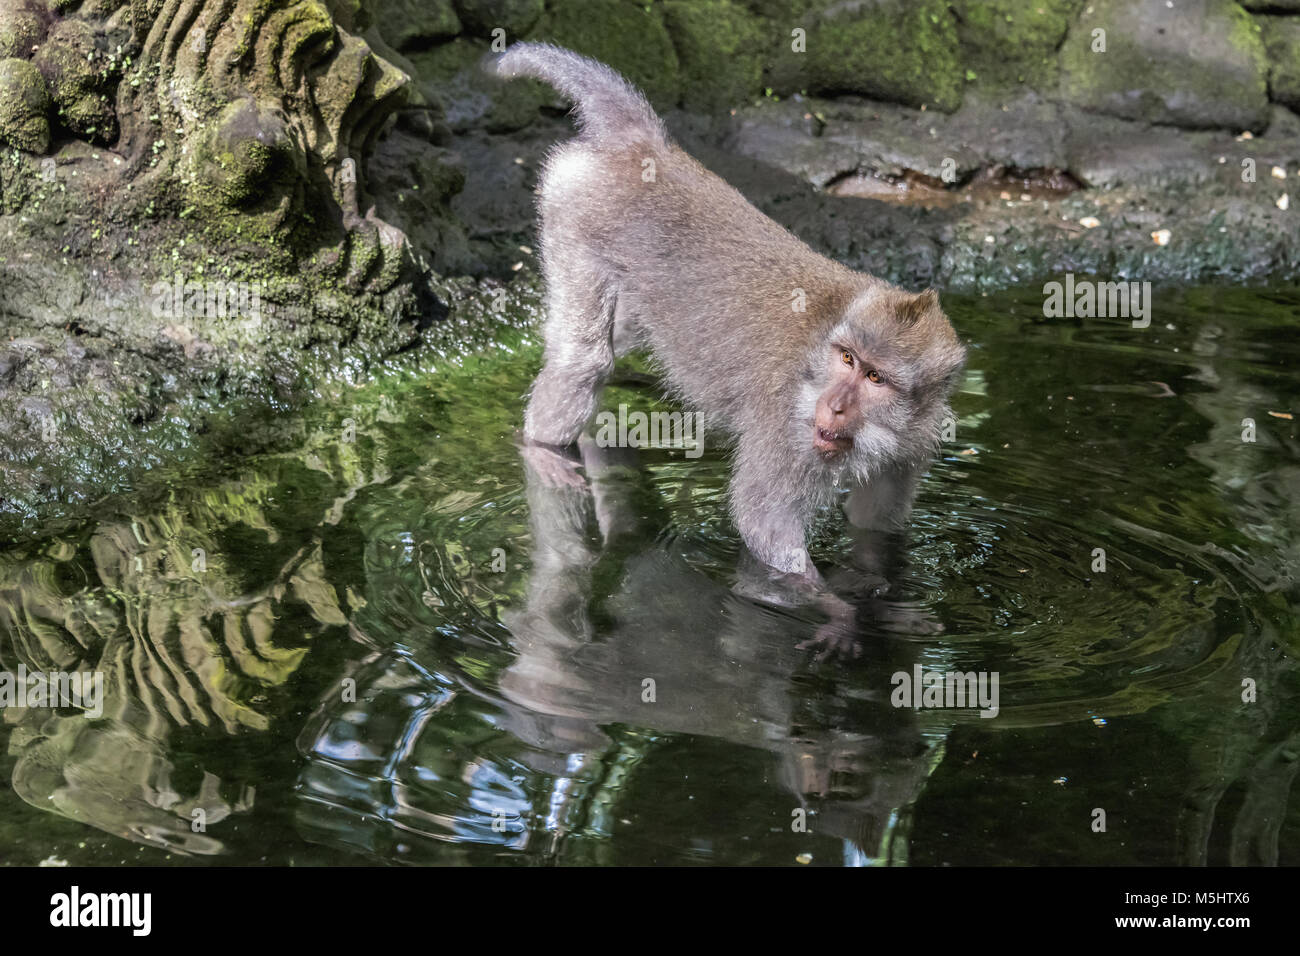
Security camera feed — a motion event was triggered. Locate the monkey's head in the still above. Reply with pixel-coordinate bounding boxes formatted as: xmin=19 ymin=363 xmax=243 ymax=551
xmin=802 ymin=287 xmax=965 ymax=477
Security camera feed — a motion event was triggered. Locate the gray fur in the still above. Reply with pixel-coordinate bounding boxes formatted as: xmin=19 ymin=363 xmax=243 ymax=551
xmin=485 ymin=43 xmax=666 ymax=148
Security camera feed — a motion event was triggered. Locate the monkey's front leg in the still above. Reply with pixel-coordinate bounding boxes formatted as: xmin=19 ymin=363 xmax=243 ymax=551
xmin=730 ymin=457 xmax=860 ymax=659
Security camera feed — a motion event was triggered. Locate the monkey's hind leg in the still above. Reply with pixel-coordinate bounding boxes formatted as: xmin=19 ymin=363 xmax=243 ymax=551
xmin=522 ymin=259 xmax=617 ymax=486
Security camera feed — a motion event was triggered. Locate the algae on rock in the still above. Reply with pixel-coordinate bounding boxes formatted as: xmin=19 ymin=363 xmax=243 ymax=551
xmin=0 ymin=56 xmax=51 ymax=152
xmin=529 ymin=0 xmax=681 ymax=108
xmin=1259 ymin=15 xmax=1300 ymax=113
xmin=766 ymin=0 xmax=964 ymax=112
xmin=1060 ymin=0 xmax=1270 ymax=131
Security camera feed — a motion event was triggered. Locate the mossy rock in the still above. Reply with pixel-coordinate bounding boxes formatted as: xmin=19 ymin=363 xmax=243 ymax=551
xmin=663 ymin=0 xmax=766 ymax=111
xmin=0 ymin=3 xmax=45 ymax=59
xmin=32 ymin=18 xmax=119 ymax=143
xmin=333 ymin=0 xmax=370 ymax=32
xmin=32 ymin=18 xmax=99 ymax=102
xmin=0 ymin=57 xmax=51 ymax=153
xmin=186 ymin=99 xmax=308 ymax=241
xmin=454 ymin=0 xmax=545 ymax=38
xmin=951 ymin=0 xmax=1084 ymax=89
xmin=408 ymin=35 xmax=486 ymax=85
xmin=528 ymin=0 xmax=680 ymax=108
xmin=1258 ymin=14 xmax=1300 ymax=112
xmin=197 ymin=102 xmax=296 ymax=206
xmin=372 ymin=0 xmax=463 ymax=50
xmin=410 ymin=36 xmax=554 ymax=132
xmin=1060 ymin=0 xmax=1269 ymax=131
xmin=767 ymin=0 xmax=964 ymax=113
xmin=736 ymin=0 xmax=815 ymax=18
xmin=60 ymin=90 xmax=117 ymax=143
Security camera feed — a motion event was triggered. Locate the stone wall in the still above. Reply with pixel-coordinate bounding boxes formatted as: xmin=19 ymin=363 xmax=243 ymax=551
xmin=372 ymin=0 xmax=1300 ymax=133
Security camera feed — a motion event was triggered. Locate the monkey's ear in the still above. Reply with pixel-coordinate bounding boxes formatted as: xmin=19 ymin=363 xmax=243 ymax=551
xmin=901 ymin=288 xmax=940 ymax=324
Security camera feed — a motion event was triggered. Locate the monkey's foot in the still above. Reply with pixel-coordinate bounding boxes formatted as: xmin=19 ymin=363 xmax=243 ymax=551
xmin=519 ymin=439 xmax=588 ymax=490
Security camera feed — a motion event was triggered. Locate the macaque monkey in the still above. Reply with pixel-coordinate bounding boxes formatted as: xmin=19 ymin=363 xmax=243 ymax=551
xmin=489 ymin=44 xmax=965 ymax=617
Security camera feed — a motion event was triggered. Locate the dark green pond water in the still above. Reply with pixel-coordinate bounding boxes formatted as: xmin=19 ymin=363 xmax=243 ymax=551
xmin=1 ymin=285 xmax=1298 ymax=866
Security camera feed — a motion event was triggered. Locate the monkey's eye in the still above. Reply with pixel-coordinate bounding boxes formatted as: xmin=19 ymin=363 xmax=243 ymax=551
xmin=840 ymin=349 xmax=854 ymax=367
xmin=866 ymin=369 xmax=884 ymax=384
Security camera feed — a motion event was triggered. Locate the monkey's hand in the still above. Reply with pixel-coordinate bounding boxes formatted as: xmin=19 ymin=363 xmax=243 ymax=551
xmin=518 ymin=435 xmax=588 ymax=490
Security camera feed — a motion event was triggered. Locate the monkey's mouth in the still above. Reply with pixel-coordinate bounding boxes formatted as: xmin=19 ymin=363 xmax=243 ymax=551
xmin=813 ymin=426 xmax=854 ymax=455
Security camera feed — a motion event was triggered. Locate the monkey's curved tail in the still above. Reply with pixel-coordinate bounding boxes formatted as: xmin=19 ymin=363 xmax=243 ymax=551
xmin=485 ymin=42 xmax=667 ymax=148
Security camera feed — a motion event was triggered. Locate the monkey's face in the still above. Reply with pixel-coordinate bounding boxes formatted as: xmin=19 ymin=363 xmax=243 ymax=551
xmin=811 ymin=344 xmax=880 ymax=459
xmin=805 ymin=289 xmax=966 ymax=476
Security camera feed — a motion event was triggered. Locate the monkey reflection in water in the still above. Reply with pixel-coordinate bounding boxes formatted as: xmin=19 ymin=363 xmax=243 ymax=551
xmin=498 ymin=434 xmax=943 ymax=862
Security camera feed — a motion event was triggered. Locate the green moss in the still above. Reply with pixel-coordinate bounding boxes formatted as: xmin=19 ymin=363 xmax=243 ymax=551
xmin=663 ymin=0 xmax=765 ymax=111
xmin=371 ymin=0 xmax=462 ymax=48
xmin=0 ymin=57 xmax=51 ymax=153
xmin=280 ymin=2 xmax=337 ymax=75
xmin=408 ymin=35 xmax=484 ymax=84
xmin=0 ymin=7 xmax=43 ymax=59
xmin=737 ymin=0 xmax=814 ymax=17
xmin=182 ymin=99 xmax=308 ymax=246
xmin=32 ymin=18 xmax=120 ymax=143
xmin=1258 ymin=14 xmax=1300 ymax=110
xmin=333 ymin=0 xmax=369 ymax=32
xmin=951 ymin=0 xmax=1083 ymax=89
xmin=528 ymin=0 xmax=680 ymax=108
xmin=768 ymin=0 xmax=963 ymax=112
xmin=370 ymin=49 xmax=409 ymax=102
xmin=1060 ymin=0 xmax=1268 ymax=131
xmin=1228 ymin=3 xmax=1270 ymax=70
xmin=232 ymin=0 xmax=286 ymax=65
xmin=308 ymin=32 xmax=373 ymax=133
xmin=61 ymin=91 xmax=117 ymax=142
xmin=454 ymin=0 xmax=544 ymax=38
xmin=406 ymin=37 xmax=550 ymax=131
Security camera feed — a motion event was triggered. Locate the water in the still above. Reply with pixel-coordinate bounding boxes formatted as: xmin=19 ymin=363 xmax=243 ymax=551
xmin=1 ymin=284 xmax=1297 ymax=866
